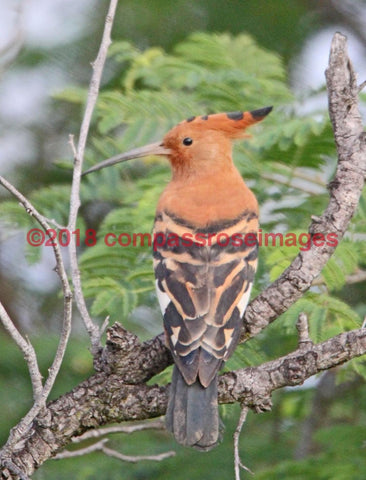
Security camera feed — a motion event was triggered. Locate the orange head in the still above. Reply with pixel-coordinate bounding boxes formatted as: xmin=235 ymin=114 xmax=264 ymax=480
xmin=82 ymin=107 xmax=272 ymax=177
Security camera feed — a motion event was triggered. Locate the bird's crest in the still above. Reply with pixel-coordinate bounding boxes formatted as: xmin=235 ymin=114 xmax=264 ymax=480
xmin=179 ymin=106 xmax=272 ymax=139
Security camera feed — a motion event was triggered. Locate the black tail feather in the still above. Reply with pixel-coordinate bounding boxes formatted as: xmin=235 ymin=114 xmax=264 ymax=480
xmin=166 ymin=366 xmax=220 ymax=451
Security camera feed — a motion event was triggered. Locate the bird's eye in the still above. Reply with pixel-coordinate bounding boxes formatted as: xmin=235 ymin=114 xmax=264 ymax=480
xmin=182 ymin=137 xmax=193 ymax=146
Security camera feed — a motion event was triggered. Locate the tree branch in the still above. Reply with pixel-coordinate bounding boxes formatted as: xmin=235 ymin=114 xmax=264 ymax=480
xmin=0 ymin=177 xmax=73 ymax=455
xmin=67 ymin=0 xmax=119 ymax=355
xmin=0 ymin=303 xmax=43 ymax=401
xmin=1 ymin=323 xmax=365 ymax=478
xmin=54 ymin=423 xmax=175 ymax=464
xmin=100 ymin=444 xmax=175 ymax=463
xmin=234 ymin=406 xmax=253 ymax=480
xmin=218 ymin=327 xmax=366 ymax=408
xmin=70 ymin=419 xmax=166 ymax=443
xmin=0 ymin=2 xmax=119 ymax=475
xmin=312 ymin=269 xmax=366 ymax=287
xmin=241 ymin=32 xmax=366 ymax=341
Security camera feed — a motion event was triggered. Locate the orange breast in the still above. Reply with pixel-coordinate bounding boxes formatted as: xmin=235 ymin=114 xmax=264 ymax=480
xmin=156 ymin=167 xmax=258 ymax=228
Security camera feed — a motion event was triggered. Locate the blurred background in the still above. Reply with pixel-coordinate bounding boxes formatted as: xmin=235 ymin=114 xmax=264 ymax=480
xmin=1 ymin=1 xmax=366 ymax=479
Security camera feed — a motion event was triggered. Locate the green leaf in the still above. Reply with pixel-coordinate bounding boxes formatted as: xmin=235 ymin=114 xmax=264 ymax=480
xmin=86 ymin=277 xmax=138 ymax=320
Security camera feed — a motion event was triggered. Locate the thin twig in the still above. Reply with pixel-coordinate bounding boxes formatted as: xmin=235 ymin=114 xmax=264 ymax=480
xmin=312 ymin=269 xmax=366 ymax=287
xmin=54 ymin=438 xmax=175 ymax=463
xmin=296 ymin=312 xmax=312 ymax=347
xmin=53 ymin=439 xmax=109 ymax=459
xmin=67 ymin=0 xmax=119 ymax=354
xmin=100 ymin=315 xmax=111 ymax=338
xmin=72 ymin=419 xmax=166 ymax=443
xmin=259 ymin=161 xmax=327 ymax=195
xmin=281 ymin=167 xmax=326 ymax=187
xmin=234 ymin=406 xmax=253 ymax=480
xmin=0 ymin=2 xmax=119 ymax=475
xmin=358 ymin=80 xmax=366 ymax=93
xmin=0 ymin=303 xmax=43 ymax=400
xmin=261 ymin=174 xmax=319 ymax=195
xmin=0 ymin=176 xmax=72 ymax=450
xmin=101 ymin=445 xmax=175 ymax=463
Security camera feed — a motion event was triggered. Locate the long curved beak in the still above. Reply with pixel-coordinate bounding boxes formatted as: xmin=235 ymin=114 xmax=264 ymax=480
xmin=82 ymin=141 xmax=171 ymax=176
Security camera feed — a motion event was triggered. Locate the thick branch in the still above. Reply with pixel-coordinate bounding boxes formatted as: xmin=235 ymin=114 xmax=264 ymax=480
xmin=218 ymin=328 xmax=366 ymax=407
xmin=241 ymin=32 xmax=366 ymax=340
xmin=1 ymin=324 xmax=365 ymax=478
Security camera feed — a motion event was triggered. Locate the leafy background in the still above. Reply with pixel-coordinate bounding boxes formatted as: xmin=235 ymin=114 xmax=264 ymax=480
xmin=0 ymin=1 xmax=366 ymax=478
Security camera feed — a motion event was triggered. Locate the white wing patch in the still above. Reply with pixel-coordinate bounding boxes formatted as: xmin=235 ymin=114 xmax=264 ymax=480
xmin=155 ymin=280 xmax=171 ymax=314
xmin=236 ymin=283 xmax=253 ymax=317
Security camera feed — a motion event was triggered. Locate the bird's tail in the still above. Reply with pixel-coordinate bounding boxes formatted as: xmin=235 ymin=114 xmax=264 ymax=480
xmin=165 ymin=365 xmax=220 ymax=451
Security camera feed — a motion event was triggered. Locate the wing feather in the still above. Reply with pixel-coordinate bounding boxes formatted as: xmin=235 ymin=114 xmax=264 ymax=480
xmin=154 ymin=210 xmax=258 ymax=387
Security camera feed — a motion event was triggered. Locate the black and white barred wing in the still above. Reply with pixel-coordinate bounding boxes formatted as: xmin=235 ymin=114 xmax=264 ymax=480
xmin=153 ymin=210 xmax=258 ymax=388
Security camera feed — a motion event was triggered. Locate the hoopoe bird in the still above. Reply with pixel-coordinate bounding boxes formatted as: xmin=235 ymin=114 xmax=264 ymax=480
xmin=84 ymin=106 xmax=272 ymax=450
